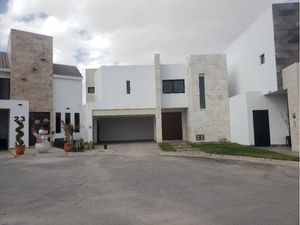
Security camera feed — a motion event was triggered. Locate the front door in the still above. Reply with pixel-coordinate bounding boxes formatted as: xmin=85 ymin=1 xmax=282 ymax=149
xmin=253 ymin=110 xmax=271 ymax=146
xmin=29 ymin=112 xmax=50 ymax=146
xmin=162 ymin=112 xmax=182 ymax=140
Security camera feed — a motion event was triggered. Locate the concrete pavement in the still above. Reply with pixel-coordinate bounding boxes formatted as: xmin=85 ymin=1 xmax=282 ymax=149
xmin=0 ymin=142 xmax=298 ymax=225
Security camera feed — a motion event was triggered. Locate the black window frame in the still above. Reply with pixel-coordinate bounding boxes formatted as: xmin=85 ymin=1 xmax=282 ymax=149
xmin=74 ymin=113 xmax=80 ymax=133
xmin=55 ymin=112 xmax=61 ymax=133
xmin=65 ymin=113 xmax=71 ymax=125
xmin=87 ymin=87 xmax=95 ymax=93
xmin=199 ymin=74 xmax=206 ymax=109
xmin=260 ymin=54 xmax=265 ymax=64
xmin=126 ymin=80 xmax=130 ymax=94
xmin=162 ymin=79 xmax=185 ymax=94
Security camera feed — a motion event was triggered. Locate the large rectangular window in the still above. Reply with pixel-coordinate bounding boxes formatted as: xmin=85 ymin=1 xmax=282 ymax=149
xmin=199 ymin=75 xmax=206 ymax=109
xmin=162 ymin=79 xmax=185 ymax=94
xmin=126 ymin=80 xmax=130 ymax=94
xmin=65 ymin=113 xmax=71 ymax=124
xmin=0 ymin=78 xmax=10 ymax=99
xmin=74 ymin=113 xmax=80 ymax=133
xmin=55 ymin=112 xmax=61 ymax=133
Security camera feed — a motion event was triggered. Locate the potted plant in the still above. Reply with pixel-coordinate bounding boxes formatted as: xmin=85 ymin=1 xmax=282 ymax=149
xmin=15 ymin=116 xmax=26 ymax=155
xmin=61 ymin=120 xmax=74 ymax=152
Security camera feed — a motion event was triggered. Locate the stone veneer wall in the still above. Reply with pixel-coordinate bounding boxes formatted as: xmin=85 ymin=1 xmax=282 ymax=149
xmin=9 ymin=29 xmax=53 ymax=128
xmin=282 ymin=63 xmax=299 ymax=152
xmin=272 ymin=3 xmax=299 ymax=90
xmin=186 ymin=55 xmax=230 ymax=142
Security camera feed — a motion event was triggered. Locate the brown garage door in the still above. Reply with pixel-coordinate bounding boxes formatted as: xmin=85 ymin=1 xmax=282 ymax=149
xmin=162 ymin=112 xmax=182 ymax=140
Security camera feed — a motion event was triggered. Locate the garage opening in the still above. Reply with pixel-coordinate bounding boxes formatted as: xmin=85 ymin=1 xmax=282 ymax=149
xmin=0 ymin=109 xmax=9 ymax=150
xmin=95 ymin=116 xmax=155 ymax=143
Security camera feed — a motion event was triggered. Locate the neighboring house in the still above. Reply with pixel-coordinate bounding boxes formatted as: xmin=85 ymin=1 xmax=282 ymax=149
xmin=83 ymin=54 xmax=230 ymax=144
xmin=0 ymin=29 xmax=82 ymax=149
xmin=226 ymin=2 xmax=299 ymax=151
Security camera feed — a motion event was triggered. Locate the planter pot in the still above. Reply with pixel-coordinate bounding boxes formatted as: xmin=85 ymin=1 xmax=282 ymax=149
xmin=64 ymin=143 xmax=73 ymax=152
xmin=16 ymin=145 xmax=25 ymax=155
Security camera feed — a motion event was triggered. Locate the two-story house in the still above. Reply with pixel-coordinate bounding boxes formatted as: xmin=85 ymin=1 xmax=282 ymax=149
xmin=226 ymin=2 xmax=299 ymax=151
xmin=83 ymin=54 xmax=230 ymax=144
xmin=0 ymin=29 xmax=83 ymax=149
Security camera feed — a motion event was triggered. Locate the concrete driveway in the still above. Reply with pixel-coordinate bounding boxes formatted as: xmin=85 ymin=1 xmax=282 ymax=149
xmin=0 ymin=142 xmax=298 ymax=225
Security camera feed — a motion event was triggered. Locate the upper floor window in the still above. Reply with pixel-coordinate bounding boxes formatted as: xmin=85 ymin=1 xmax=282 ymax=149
xmin=0 ymin=78 xmax=10 ymax=99
xmin=162 ymin=79 xmax=185 ymax=94
xmin=126 ymin=80 xmax=130 ymax=94
xmin=88 ymin=87 xmax=95 ymax=93
xmin=260 ymin=54 xmax=265 ymax=64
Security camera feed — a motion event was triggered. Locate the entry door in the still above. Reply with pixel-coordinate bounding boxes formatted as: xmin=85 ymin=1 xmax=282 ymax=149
xmin=162 ymin=112 xmax=182 ymax=140
xmin=0 ymin=109 xmax=9 ymax=150
xmin=253 ymin=110 xmax=271 ymax=146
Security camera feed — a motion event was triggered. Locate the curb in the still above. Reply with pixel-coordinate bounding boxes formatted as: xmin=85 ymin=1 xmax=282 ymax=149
xmin=160 ymin=151 xmax=299 ymax=167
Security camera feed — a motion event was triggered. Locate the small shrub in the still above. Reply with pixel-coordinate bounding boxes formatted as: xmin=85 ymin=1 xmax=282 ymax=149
xmin=159 ymin=143 xmax=176 ymax=152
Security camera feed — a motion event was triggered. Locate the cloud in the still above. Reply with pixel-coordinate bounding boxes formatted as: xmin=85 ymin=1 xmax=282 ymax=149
xmin=0 ymin=0 xmax=289 ymax=72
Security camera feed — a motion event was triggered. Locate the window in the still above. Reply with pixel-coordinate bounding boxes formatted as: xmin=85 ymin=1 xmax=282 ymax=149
xmin=65 ymin=113 xmax=71 ymax=124
xmin=126 ymin=80 xmax=130 ymax=94
xmin=55 ymin=113 xmax=61 ymax=133
xmin=199 ymin=75 xmax=206 ymax=109
xmin=74 ymin=113 xmax=80 ymax=133
xmin=88 ymin=87 xmax=95 ymax=93
xmin=0 ymin=78 xmax=10 ymax=99
xmin=162 ymin=79 xmax=185 ymax=94
xmin=260 ymin=54 xmax=265 ymax=64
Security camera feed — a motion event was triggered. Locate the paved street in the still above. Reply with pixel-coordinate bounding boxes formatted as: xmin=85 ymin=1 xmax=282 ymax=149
xmin=0 ymin=143 xmax=298 ymax=225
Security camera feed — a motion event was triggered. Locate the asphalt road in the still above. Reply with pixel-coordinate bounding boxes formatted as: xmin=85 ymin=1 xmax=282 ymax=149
xmin=0 ymin=151 xmax=298 ymax=225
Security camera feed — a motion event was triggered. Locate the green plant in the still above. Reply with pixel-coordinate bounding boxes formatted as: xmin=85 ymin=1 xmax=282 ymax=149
xmin=159 ymin=143 xmax=176 ymax=152
xmin=61 ymin=120 xmax=74 ymax=144
xmin=190 ymin=143 xmax=299 ymax=161
xmin=14 ymin=116 xmax=25 ymax=146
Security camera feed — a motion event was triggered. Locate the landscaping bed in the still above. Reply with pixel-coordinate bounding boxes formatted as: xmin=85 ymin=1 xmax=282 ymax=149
xmin=190 ymin=143 xmax=299 ymax=161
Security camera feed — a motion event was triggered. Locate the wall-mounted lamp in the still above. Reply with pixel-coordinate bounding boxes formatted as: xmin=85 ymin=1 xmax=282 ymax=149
xmin=292 ymin=113 xmax=296 ymax=119
xmin=66 ymin=107 xmax=70 ymax=110
xmin=18 ymin=103 xmax=23 ymax=106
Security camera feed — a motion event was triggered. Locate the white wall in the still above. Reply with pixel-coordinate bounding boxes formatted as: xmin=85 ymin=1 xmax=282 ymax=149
xmin=229 ymin=92 xmax=289 ymax=145
xmin=160 ymin=64 xmax=188 ymax=108
xmin=94 ymin=65 xmax=156 ymax=109
xmin=225 ymin=7 xmax=277 ymax=97
xmin=229 ymin=94 xmax=250 ymax=145
xmin=247 ymin=92 xmax=289 ymax=145
xmin=0 ymin=100 xmax=29 ymax=148
xmin=53 ymin=75 xmax=83 ymax=140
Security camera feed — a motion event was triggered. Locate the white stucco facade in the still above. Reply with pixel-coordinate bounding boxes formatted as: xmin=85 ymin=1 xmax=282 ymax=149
xmin=226 ymin=6 xmax=277 ymax=97
xmin=94 ymin=65 xmax=156 ymax=109
xmin=53 ymin=75 xmax=83 ymax=140
xmin=0 ymin=100 xmax=29 ymax=148
xmin=226 ymin=3 xmax=298 ymax=150
xmin=230 ymin=92 xmax=289 ymax=146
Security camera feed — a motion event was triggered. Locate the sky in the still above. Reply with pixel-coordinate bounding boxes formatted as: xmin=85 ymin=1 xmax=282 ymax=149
xmin=0 ymin=0 xmax=297 ymax=71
